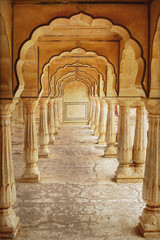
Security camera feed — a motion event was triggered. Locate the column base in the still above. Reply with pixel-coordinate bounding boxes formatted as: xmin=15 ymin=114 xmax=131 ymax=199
xmin=91 ymin=123 xmax=95 ymax=131
xmin=49 ymin=134 xmax=55 ymax=144
xmin=94 ymin=128 xmax=99 ymax=136
xmin=21 ymin=164 xmax=40 ymax=183
xmin=104 ymin=144 xmax=117 ymax=158
xmin=38 ymin=145 xmax=50 ymax=158
xmin=55 ymin=127 xmax=59 ymax=134
xmin=0 ymin=208 xmax=20 ymax=239
xmin=139 ymin=205 xmax=160 ymax=238
xmin=18 ymin=123 xmax=24 ymax=129
xmin=115 ymin=163 xmax=144 ymax=183
xmin=98 ymin=134 xmax=106 ymax=145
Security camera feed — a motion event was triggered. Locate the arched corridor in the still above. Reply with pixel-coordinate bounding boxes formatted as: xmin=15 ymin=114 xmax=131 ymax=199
xmin=13 ymin=124 xmax=145 ymax=240
xmin=0 ymin=0 xmax=160 ymax=239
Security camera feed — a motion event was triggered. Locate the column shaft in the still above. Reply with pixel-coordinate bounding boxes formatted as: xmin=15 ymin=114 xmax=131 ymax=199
xmin=132 ymin=105 xmax=147 ymax=178
xmin=89 ymin=97 xmax=93 ymax=126
xmin=98 ymin=98 xmax=107 ymax=145
xmin=48 ymin=99 xmax=55 ymax=144
xmin=104 ymin=99 xmax=117 ymax=157
xmin=39 ymin=98 xmax=50 ymax=158
xmin=22 ymin=99 xmax=40 ymax=182
xmin=94 ymin=98 xmax=100 ymax=136
xmin=54 ymin=98 xmax=59 ymax=134
xmin=0 ymin=100 xmax=20 ymax=238
xmin=139 ymin=99 xmax=160 ymax=237
xmin=115 ymin=103 xmax=133 ymax=182
xmin=18 ymin=98 xmax=24 ymax=128
xmin=91 ymin=98 xmax=96 ymax=131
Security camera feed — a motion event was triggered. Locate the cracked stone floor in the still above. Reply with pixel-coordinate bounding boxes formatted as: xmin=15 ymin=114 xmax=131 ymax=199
xmin=11 ymin=124 xmax=152 ymax=240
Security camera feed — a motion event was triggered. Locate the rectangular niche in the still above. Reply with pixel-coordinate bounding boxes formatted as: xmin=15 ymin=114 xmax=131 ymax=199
xmin=63 ymin=102 xmax=89 ymax=122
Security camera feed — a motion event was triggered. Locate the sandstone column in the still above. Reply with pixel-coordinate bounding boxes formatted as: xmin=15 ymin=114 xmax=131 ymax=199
xmin=48 ymin=98 xmax=55 ymax=144
xmin=98 ymin=98 xmax=107 ymax=145
xmin=38 ymin=98 xmax=50 ymax=158
xmin=89 ymin=97 xmax=93 ymax=126
xmin=104 ymin=98 xmax=117 ymax=157
xmin=21 ymin=98 xmax=40 ymax=182
xmin=54 ymin=98 xmax=59 ymax=134
xmin=58 ymin=97 xmax=62 ymax=125
xmin=10 ymin=115 xmax=15 ymax=135
xmin=18 ymin=98 xmax=24 ymax=128
xmin=91 ymin=97 xmax=96 ymax=131
xmin=115 ymin=99 xmax=132 ymax=182
xmin=0 ymin=100 xmax=20 ymax=239
xmin=94 ymin=97 xmax=100 ymax=136
xmin=132 ymin=103 xmax=147 ymax=179
xmin=139 ymin=99 xmax=160 ymax=237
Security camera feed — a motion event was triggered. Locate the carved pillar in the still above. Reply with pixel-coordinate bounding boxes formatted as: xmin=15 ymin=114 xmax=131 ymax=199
xmin=139 ymin=99 xmax=160 ymax=237
xmin=132 ymin=103 xmax=147 ymax=179
xmin=91 ymin=97 xmax=96 ymax=131
xmin=58 ymin=97 xmax=62 ymax=125
xmin=54 ymin=98 xmax=59 ymax=134
xmin=115 ymin=99 xmax=132 ymax=182
xmin=98 ymin=98 xmax=107 ymax=145
xmin=0 ymin=100 xmax=20 ymax=238
xmin=89 ymin=97 xmax=93 ymax=126
xmin=48 ymin=98 xmax=55 ymax=144
xmin=94 ymin=97 xmax=100 ymax=136
xmin=38 ymin=98 xmax=50 ymax=158
xmin=21 ymin=98 xmax=40 ymax=182
xmin=116 ymin=107 xmax=121 ymax=144
xmin=104 ymin=98 xmax=117 ymax=157
xmin=60 ymin=97 xmax=63 ymax=124
xmin=18 ymin=98 xmax=24 ymax=128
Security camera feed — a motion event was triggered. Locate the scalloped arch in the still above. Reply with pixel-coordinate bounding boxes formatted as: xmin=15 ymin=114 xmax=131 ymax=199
xmin=16 ymin=12 xmax=144 ymax=98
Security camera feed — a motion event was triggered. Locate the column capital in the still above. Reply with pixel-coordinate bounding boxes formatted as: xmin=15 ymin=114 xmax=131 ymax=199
xmin=22 ymin=98 xmax=38 ymax=110
xmin=117 ymin=97 xmax=145 ymax=107
xmin=105 ymin=97 xmax=117 ymax=105
xmin=0 ymin=99 xmax=18 ymax=115
xmin=39 ymin=97 xmax=49 ymax=105
xmin=48 ymin=98 xmax=55 ymax=104
xmin=144 ymin=98 xmax=160 ymax=115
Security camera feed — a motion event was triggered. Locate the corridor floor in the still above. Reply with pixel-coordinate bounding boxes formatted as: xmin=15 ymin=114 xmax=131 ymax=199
xmin=12 ymin=125 xmax=148 ymax=240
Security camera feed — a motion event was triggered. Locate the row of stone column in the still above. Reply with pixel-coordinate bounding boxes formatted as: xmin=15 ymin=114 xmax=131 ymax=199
xmin=89 ymin=97 xmax=160 ymax=237
xmin=89 ymin=97 xmax=147 ymax=182
xmin=21 ymin=97 xmax=63 ymax=182
xmin=0 ymin=97 xmax=63 ymax=238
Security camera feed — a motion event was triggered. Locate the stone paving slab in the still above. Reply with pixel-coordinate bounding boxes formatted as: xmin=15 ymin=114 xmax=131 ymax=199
xmin=12 ymin=125 xmax=155 ymax=240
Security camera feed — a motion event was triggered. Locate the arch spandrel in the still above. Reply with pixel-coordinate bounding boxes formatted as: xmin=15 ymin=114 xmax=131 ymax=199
xmin=119 ymin=45 xmax=145 ymax=97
